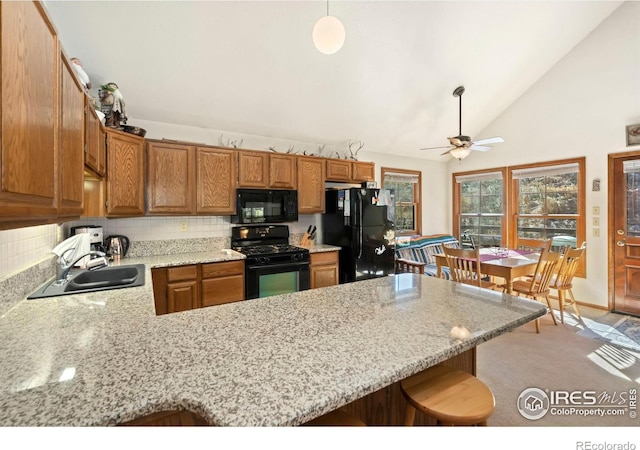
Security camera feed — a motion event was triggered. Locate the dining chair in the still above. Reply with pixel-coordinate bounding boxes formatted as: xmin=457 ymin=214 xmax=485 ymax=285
xmin=442 ymin=246 xmax=496 ymax=289
xmin=516 ymin=237 xmax=552 ymax=253
xmin=511 ymin=249 xmax=562 ymax=333
xmin=551 ymin=245 xmax=586 ymax=324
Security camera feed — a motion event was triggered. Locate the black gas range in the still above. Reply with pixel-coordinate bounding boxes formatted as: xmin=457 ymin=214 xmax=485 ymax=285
xmin=231 ymin=225 xmax=310 ymax=299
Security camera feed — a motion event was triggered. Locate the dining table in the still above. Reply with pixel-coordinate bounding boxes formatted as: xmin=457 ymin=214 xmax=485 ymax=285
xmin=435 ymin=247 xmax=540 ymax=294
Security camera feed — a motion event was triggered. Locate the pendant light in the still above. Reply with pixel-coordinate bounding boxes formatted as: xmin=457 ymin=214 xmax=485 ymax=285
xmin=312 ymin=0 xmax=345 ymax=55
xmin=449 ymin=148 xmax=472 ymax=161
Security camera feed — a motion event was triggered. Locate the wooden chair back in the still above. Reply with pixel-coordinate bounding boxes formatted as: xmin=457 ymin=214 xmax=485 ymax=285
xmin=523 ymin=249 xmax=562 ymax=296
xmin=442 ymin=246 xmax=492 ymax=288
xmin=517 ymin=238 xmax=552 ymax=253
xmin=553 ymin=246 xmax=585 ymax=290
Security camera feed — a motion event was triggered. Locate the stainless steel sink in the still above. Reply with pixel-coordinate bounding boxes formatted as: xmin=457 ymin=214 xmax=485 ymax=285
xmin=28 ymin=264 xmax=146 ymax=299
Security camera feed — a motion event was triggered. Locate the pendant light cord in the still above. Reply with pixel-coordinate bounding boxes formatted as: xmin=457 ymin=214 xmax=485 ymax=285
xmin=326 ymin=0 xmax=329 ymax=16
xmin=459 ymin=92 xmax=463 ymax=136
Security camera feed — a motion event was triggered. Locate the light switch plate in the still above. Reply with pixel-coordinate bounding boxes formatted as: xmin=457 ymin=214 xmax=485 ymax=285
xmin=593 ymin=217 xmax=600 ymax=227
xmin=593 ymin=228 xmax=600 ymax=237
xmin=593 ymin=206 xmax=600 ymax=216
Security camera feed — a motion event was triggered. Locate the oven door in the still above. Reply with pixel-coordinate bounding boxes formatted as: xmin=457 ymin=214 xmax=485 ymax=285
xmin=245 ymin=260 xmax=310 ymax=300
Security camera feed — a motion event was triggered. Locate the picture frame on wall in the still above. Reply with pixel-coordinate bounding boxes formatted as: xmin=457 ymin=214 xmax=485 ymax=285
xmin=626 ymin=123 xmax=640 ymax=146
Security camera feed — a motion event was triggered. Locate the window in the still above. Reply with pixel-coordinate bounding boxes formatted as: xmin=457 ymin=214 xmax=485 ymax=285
xmin=453 ymin=157 xmax=586 ymax=276
xmin=510 ymin=159 xmax=585 ymax=254
xmin=453 ymin=169 xmax=506 ymax=248
xmin=382 ymin=167 xmax=421 ymax=235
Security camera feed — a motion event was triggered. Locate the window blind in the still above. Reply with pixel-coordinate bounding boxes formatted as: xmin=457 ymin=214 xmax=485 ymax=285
xmin=455 ymin=171 xmax=503 ymax=183
xmin=623 ymin=160 xmax=640 ymax=173
xmin=383 ymin=172 xmax=420 ymax=184
xmin=512 ymin=163 xmax=579 ymax=179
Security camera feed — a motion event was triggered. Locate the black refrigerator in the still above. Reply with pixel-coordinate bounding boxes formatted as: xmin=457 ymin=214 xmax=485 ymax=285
xmin=322 ymin=188 xmax=396 ymax=284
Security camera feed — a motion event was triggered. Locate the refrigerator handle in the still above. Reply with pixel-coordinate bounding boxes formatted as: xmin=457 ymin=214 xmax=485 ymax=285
xmin=354 ymin=190 xmax=363 ymax=258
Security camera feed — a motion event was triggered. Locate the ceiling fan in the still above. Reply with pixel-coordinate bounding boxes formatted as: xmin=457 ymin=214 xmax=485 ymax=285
xmin=420 ymin=86 xmax=504 ymax=160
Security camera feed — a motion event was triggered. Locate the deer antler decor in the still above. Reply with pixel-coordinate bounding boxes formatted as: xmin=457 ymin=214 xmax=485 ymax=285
xmin=347 ymin=140 xmax=364 ymax=160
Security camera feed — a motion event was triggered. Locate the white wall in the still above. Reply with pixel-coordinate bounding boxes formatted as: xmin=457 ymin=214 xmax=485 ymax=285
xmin=447 ymin=1 xmax=640 ymax=308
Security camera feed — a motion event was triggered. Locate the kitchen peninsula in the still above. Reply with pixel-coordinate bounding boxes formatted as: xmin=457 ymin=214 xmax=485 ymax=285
xmin=0 ymin=266 xmax=545 ymax=426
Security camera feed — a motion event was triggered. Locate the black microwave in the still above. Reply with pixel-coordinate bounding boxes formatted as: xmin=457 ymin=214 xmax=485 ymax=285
xmin=231 ymin=189 xmax=298 ymax=224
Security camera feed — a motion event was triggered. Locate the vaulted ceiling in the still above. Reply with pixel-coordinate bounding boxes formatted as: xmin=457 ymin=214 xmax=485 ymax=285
xmin=45 ymin=1 xmax=622 ymax=160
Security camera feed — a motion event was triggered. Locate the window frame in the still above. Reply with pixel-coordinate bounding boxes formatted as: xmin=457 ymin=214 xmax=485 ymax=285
xmin=453 ymin=157 xmax=586 ymax=278
xmin=452 ymin=167 xmax=508 ymax=248
xmin=381 ymin=167 xmax=422 ymax=236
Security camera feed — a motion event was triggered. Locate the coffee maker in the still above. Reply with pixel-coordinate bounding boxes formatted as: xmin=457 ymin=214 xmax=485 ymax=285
xmin=71 ymin=225 xmax=105 ymax=253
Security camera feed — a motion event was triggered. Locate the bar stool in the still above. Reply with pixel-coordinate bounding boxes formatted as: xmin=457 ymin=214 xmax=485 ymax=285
xmin=304 ymin=409 xmax=366 ymax=426
xmin=400 ymin=365 xmax=495 ymax=426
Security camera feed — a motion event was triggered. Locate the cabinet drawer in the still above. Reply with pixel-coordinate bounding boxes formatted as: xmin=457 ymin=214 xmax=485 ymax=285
xmin=202 ymin=275 xmax=245 ymax=307
xmin=310 ymin=251 xmax=339 ymax=266
xmin=202 ymin=260 xmax=244 ymax=278
xmin=166 ymin=265 xmax=198 ymax=282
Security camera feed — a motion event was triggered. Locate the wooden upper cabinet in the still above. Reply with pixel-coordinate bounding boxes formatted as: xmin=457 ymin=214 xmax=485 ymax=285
xmin=147 ymin=141 xmax=195 ymax=215
xmin=326 ymin=159 xmax=351 ymax=182
xmin=105 ymin=129 xmax=145 ymax=217
xmin=0 ymin=1 xmax=59 ymax=224
xmin=58 ymin=53 xmax=85 ymax=218
xmin=196 ymin=147 xmax=237 ymax=214
xmin=269 ymin=153 xmax=297 ymax=189
xmin=85 ymin=97 xmax=106 ymax=177
xmin=238 ymin=150 xmax=268 ymax=188
xmin=352 ymin=161 xmax=375 ymax=182
xmin=297 ymin=156 xmax=325 ymax=214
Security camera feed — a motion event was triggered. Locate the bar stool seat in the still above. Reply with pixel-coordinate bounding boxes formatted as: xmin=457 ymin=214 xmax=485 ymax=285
xmin=400 ymin=365 xmax=495 ymax=426
xmin=303 ymin=409 xmax=366 ymax=426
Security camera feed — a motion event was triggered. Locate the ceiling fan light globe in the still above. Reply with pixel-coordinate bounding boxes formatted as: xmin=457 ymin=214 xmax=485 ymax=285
xmin=312 ymin=16 xmax=346 ymax=55
xmin=450 ymin=148 xmax=472 ymax=160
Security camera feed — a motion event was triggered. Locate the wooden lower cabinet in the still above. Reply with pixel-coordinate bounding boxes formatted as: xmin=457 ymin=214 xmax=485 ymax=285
xmin=201 ymin=261 xmax=244 ymax=307
xmin=310 ymin=251 xmax=339 ymax=289
xmin=152 ymin=261 xmax=244 ymax=315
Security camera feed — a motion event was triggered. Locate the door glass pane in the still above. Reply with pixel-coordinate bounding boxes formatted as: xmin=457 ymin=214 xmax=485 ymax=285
xmin=627 ymin=171 xmax=640 ymax=236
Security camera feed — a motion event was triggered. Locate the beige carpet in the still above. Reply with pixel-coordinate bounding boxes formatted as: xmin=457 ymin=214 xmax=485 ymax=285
xmin=477 ymin=309 xmax=640 ymax=426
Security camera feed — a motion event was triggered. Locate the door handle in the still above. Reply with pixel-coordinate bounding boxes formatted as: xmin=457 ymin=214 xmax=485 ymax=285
xmin=617 ymin=240 xmax=625 ymax=247
xmin=617 ymin=229 xmax=625 ymax=236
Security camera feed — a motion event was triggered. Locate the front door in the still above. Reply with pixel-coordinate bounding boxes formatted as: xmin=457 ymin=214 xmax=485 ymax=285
xmin=611 ymin=152 xmax=640 ymax=315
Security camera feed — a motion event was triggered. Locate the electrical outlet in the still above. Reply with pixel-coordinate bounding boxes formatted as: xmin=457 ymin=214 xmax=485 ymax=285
xmin=593 ymin=217 xmax=600 ymax=227
xmin=593 ymin=206 xmax=600 ymax=216
xmin=179 ymin=221 xmax=189 ymax=232
xmin=593 ymin=228 xmax=600 ymax=237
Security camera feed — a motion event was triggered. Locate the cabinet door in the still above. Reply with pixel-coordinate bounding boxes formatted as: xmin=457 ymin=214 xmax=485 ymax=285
xmin=167 ymin=280 xmax=199 ymax=314
xmin=310 ymin=251 xmax=339 ymax=289
xmin=311 ymin=265 xmax=339 ymax=289
xmin=196 ymin=147 xmax=237 ymax=214
xmin=352 ymin=162 xmax=375 ymax=182
xmin=297 ymin=156 xmax=325 ymax=214
xmin=238 ymin=151 xmax=268 ymax=188
xmin=269 ymin=154 xmax=297 ymax=189
xmin=0 ymin=1 xmax=59 ymax=223
xmin=85 ymin=97 xmax=106 ymax=177
xmin=105 ymin=129 xmax=145 ymax=216
xmin=147 ymin=142 xmax=195 ymax=214
xmin=202 ymin=274 xmax=245 ymax=307
xmin=58 ymin=54 xmax=85 ymax=218
xmin=326 ymin=159 xmax=351 ymax=182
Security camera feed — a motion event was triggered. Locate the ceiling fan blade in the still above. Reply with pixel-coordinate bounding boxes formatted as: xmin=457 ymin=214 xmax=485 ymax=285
xmin=440 ymin=149 xmax=453 ymax=156
xmin=473 ymin=136 xmax=504 ymax=146
xmin=469 ymin=145 xmax=491 ymax=151
xmin=420 ymin=145 xmax=452 ymax=151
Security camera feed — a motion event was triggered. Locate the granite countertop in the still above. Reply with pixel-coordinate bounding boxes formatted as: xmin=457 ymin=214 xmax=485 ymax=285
xmin=0 ymin=260 xmax=545 ymax=426
xmin=299 ymin=244 xmax=341 ymax=253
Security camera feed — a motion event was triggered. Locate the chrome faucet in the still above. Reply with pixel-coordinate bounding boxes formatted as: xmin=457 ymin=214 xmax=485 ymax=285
xmin=55 ymin=250 xmax=108 ymax=284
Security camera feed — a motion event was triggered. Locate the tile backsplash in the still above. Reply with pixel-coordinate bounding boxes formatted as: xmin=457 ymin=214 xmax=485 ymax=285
xmin=1 ymin=215 xmax=319 ymax=281
xmin=63 ymin=215 xmax=318 ymax=242
xmin=0 ymin=224 xmax=61 ymax=280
